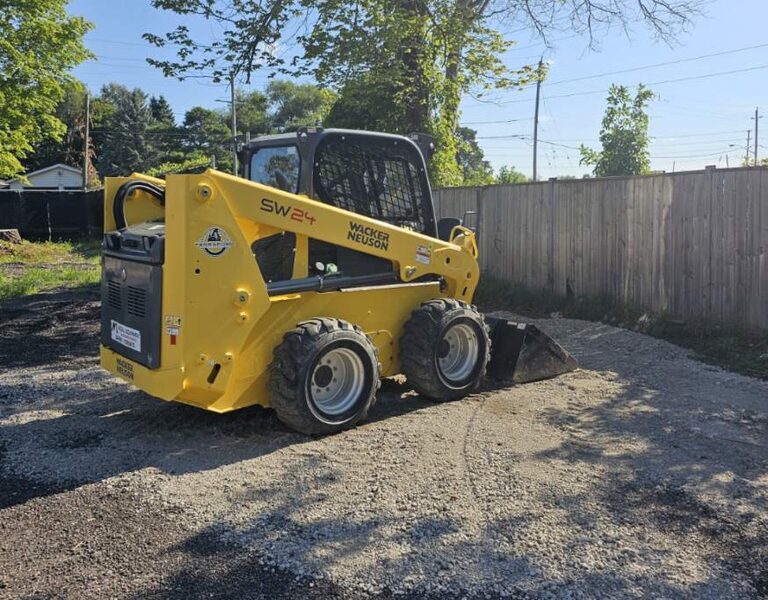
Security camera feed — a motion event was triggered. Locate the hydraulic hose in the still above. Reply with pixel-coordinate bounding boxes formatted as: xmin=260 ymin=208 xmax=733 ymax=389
xmin=112 ymin=180 xmax=166 ymax=230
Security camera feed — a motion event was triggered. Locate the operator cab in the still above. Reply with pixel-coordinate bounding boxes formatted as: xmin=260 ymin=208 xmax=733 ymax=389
xmin=240 ymin=128 xmax=440 ymax=284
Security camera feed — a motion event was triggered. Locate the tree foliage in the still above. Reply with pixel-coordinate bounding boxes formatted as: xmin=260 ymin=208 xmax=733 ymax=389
xmin=266 ymin=80 xmax=335 ymax=130
xmin=93 ymin=84 xmax=160 ymax=176
xmin=23 ymin=81 xmax=88 ymax=172
xmin=456 ymin=127 xmax=494 ymax=185
xmin=149 ymin=95 xmax=175 ymax=126
xmin=143 ymin=0 xmax=700 ymax=185
xmin=579 ymin=84 xmax=655 ymax=177
xmin=181 ymin=105 xmax=233 ymax=171
xmin=298 ymin=0 xmax=540 ymax=186
xmin=143 ymin=0 xmax=295 ymax=83
xmin=496 ymin=165 xmax=528 ymax=184
xmin=23 ymin=78 xmax=332 ymax=178
xmin=0 ymin=0 xmax=92 ymax=179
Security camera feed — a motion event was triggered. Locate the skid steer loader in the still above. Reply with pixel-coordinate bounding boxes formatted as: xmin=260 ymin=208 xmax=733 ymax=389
xmin=100 ymin=128 xmax=576 ymax=435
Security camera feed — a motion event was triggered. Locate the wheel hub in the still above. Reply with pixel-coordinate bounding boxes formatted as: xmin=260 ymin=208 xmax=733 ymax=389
xmin=310 ymin=347 xmax=365 ymax=416
xmin=438 ymin=322 xmax=479 ymax=384
xmin=313 ymin=365 xmax=333 ymax=388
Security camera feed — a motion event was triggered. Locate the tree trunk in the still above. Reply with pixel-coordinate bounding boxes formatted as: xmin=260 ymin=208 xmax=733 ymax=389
xmin=431 ymin=0 xmax=480 ymax=186
xmin=398 ymin=0 xmax=432 ymax=134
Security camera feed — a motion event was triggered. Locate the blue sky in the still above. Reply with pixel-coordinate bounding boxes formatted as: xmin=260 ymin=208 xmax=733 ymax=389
xmin=70 ymin=0 xmax=768 ymax=179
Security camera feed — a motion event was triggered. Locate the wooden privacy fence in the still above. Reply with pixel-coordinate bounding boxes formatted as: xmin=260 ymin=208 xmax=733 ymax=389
xmin=433 ymin=166 xmax=768 ymax=329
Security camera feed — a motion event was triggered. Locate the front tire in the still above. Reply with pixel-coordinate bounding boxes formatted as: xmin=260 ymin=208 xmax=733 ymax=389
xmin=400 ymin=299 xmax=490 ymax=401
xmin=270 ymin=318 xmax=380 ymax=435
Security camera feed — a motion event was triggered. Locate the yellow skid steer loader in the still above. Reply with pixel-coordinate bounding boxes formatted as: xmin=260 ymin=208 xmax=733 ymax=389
xmin=100 ymin=129 xmax=576 ymax=435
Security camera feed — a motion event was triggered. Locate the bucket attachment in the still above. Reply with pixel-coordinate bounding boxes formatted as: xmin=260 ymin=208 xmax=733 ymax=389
xmin=485 ymin=316 xmax=578 ymax=384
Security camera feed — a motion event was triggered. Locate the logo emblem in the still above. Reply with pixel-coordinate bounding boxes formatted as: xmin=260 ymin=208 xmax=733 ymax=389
xmin=195 ymin=226 xmax=234 ymax=257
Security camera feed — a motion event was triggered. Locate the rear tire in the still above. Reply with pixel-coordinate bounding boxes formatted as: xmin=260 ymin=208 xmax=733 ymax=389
xmin=270 ymin=318 xmax=380 ymax=435
xmin=400 ymin=299 xmax=490 ymax=401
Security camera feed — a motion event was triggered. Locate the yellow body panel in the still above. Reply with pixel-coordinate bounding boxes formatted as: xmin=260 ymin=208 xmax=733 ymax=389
xmin=100 ymin=169 xmax=479 ymax=413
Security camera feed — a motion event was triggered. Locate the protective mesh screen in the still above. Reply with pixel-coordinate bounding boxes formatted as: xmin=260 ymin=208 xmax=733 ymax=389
xmin=252 ymin=232 xmax=296 ymax=282
xmin=314 ymin=136 xmax=431 ymax=233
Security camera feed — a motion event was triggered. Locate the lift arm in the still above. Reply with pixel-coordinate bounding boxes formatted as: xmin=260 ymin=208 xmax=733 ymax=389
xmin=167 ymin=170 xmax=481 ymax=302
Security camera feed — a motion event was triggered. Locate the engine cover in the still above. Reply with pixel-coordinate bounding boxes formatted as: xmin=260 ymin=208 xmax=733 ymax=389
xmin=100 ymin=223 xmax=164 ymax=368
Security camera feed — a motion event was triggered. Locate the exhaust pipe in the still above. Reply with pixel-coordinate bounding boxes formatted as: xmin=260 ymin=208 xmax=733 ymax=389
xmin=485 ymin=316 xmax=578 ymax=384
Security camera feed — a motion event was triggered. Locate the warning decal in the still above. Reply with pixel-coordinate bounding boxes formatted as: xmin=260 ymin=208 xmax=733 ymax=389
xmin=166 ymin=326 xmax=180 ymax=345
xmin=195 ymin=226 xmax=234 ymax=257
xmin=416 ymin=244 xmax=432 ymax=265
xmin=111 ymin=320 xmax=141 ymax=352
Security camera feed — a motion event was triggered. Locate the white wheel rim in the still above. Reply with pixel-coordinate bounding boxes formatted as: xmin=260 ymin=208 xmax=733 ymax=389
xmin=310 ymin=347 xmax=366 ymax=416
xmin=438 ymin=323 xmax=480 ymax=383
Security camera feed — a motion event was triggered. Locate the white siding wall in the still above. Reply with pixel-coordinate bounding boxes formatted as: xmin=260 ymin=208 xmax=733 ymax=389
xmin=27 ymin=167 xmax=82 ymax=190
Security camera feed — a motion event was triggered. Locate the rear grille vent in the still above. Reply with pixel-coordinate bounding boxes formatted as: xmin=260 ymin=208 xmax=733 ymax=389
xmin=107 ymin=280 xmax=122 ymax=310
xmin=126 ymin=286 xmax=147 ymax=318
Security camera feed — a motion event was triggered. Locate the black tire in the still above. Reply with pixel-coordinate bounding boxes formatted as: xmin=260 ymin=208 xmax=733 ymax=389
xmin=400 ymin=299 xmax=490 ymax=401
xmin=269 ymin=318 xmax=380 ymax=435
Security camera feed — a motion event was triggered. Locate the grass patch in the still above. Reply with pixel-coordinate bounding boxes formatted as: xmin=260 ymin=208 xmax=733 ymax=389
xmin=476 ymin=275 xmax=768 ymax=380
xmin=0 ymin=240 xmax=100 ymax=299
xmin=0 ymin=240 xmax=100 ymax=265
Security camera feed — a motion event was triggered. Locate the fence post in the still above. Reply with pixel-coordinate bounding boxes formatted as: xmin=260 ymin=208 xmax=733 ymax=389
xmin=46 ymin=199 xmax=52 ymax=242
xmin=84 ymin=191 xmax=93 ymax=238
xmin=706 ymin=164 xmax=715 ymax=321
xmin=475 ymin=186 xmax=486 ymax=272
xmin=548 ymin=178 xmax=557 ymax=291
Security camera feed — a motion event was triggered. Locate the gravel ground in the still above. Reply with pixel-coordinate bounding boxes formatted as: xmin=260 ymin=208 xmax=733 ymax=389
xmin=1 ymin=289 xmax=767 ymax=599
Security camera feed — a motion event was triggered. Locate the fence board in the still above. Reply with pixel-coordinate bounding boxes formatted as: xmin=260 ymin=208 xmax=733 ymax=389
xmin=434 ymin=166 xmax=768 ymax=329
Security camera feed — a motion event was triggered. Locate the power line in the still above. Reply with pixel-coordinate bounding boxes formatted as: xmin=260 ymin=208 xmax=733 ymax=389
xmin=86 ymin=36 xmax=153 ymax=47
xmin=477 ymin=129 xmax=750 ymax=144
xmin=651 ymin=148 xmax=734 ymax=159
xmin=648 ymin=138 xmax=746 ymax=147
xmin=466 ymin=63 xmax=768 ymax=106
xmin=545 ymin=42 xmax=768 ymax=87
xmin=467 ymin=41 xmax=768 ymax=104
xmin=461 ymin=117 xmax=533 ymax=125
xmin=507 ymin=64 xmax=768 ymax=105
xmin=476 ymin=134 xmax=530 ymax=140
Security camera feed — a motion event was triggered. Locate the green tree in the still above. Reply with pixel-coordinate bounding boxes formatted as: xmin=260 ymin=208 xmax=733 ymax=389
xmin=299 ymin=1 xmax=538 ymax=186
xmin=233 ymin=89 xmax=270 ymax=135
xmin=144 ymin=0 xmax=699 ymax=184
xmin=266 ymin=80 xmax=335 ymax=131
xmin=95 ymin=84 xmax=158 ymax=176
xmin=149 ymin=95 xmax=175 ymax=126
xmin=456 ymin=127 xmax=494 ymax=185
xmin=496 ymin=165 xmax=528 ymax=184
xmin=24 ymin=81 xmax=88 ymax=172
xmin=324 ymin=72 xmax=402 ymax=132
xmin=181 ymin=106 xmax=232 ymax=171
xmin=579 ymin=84 xmax=655 ymax=177
xmin=0 ymin=0 xmax=92 ymax=178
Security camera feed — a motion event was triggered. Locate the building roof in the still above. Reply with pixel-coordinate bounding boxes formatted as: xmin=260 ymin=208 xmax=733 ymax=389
xmin=21 ymin=163 xmax=82 ymax=180
xmin=1 ymin=163 xmax=83 ymax=188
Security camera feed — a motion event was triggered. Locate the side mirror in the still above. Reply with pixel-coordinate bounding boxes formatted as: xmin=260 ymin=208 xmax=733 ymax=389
xmin=437 ymin=217 xmax=462 ymax=241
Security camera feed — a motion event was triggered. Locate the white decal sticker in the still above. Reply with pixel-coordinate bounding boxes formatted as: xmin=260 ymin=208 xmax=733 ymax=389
xmin=416 ymin=244 xmax=432 ymax=265
xmin=111 ymin=320 xmax=141 ymax=352
xmin=195 ymin=226 xmax=234 ymax=257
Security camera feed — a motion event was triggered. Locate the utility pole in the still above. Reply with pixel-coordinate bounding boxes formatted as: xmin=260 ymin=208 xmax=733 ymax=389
xmin=532 ymin=57 xmax=543 ymax=182
xmin=82 ymin=92 xmax=90 ymax=192
xmin=753 ymin=107 xmax=762 ymax=166
xmin=746 ymin=129 xmax=752 ymax=166
xmin=230 ymin=71 xmax=238 ymax=175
